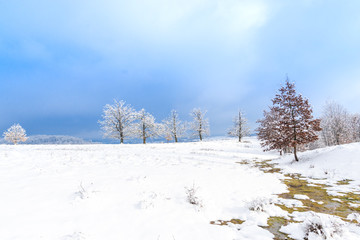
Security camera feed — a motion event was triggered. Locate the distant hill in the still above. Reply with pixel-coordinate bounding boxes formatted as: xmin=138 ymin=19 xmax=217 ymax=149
xmin=0 ymin=135 xmax=93 ymax=145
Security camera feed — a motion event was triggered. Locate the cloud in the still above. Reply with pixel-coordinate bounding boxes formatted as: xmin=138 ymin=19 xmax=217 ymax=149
xmin=0 ymin=0 xmax=270 ymax=54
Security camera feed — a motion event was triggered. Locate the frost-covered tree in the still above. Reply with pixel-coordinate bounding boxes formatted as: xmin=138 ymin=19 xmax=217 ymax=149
xmin=320 ymin=102 xmax=350 ymax=146
xmin=257 ymin=79 xmax=321 ymax=161
xmin=162 ymin=110 xmax=187 ymax=142
xmin=3 ymin=124 xmax=28 ymax=145
xmin=256 ymin=108 xmax=285 ymax=154
xmin=99 ymin=99 xmax=137 ymax=143
xmin=228 ymin=110 xmax=250 ymax=142
xmin=320 ymin=102 xmax=360 ymax=146
xmin=349 ymin=113 xmax=360 ymax=142
xmin=133 ymin=109 xmax=162 ymax=144
xmin=190 ymin=108 xmax=209 ymax=141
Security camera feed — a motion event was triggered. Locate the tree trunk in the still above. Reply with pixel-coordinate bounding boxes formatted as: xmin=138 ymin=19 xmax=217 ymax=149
xmin=120 ymin=132 xmax=124 ymax=144
xmin=238 ymin=112 xmax=242 ymax=142
xmin=174 ymin=134 xmax=178 ymax=143
xmin=293 ymin=145 xmax=299 ymax=161
xmin=142 ymin=123 xmax=146 ymax=144
xmin=199 ymin=121 xmax=203 ymax=141
xmin=119 ymin=122 xmax=124 ymax=144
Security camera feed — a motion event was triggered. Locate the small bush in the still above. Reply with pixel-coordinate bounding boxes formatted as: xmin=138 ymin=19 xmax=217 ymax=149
xmin=303 ymin=213 xmax=343 ymax=240
xmin=185 ymin=183 xmax=203 ymax=207
xmin=248 ymin=198 xmax=273 ymax=212
xmin=304 ymin=222 xmax=325 ymax=240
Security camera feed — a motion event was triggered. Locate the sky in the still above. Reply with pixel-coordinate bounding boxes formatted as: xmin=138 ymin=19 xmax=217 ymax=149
xmin=0 ymin=0 xmax=360 ymax=141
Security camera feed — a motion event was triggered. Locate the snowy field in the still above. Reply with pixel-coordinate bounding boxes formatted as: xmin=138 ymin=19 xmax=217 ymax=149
xmin=274 ymin=142 xmax=360 ymax=190
xmin=0 ymin=138 xmax=360 ymax=240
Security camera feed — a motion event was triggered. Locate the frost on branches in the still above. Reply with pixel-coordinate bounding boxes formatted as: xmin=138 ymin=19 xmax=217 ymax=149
xmin=162 ymin=110 xmax=187 ymax=142
xmin=228 ymin=110 xmax=250 ymax=142
xmin=99 ymin=99 xmax=137 ymax=143
xmin=3 ymin=124 xmax=28 ymax=145
xmin=257 ymin=108 xmax=286 ymax=153
xmin=190 ymin=108 xmax=209 ymax=141
xmin=320 ymin=101 xmax=360 ymax=146
xmin=133 ymin=109 xmax=162 ymax=144
xmin=257 ymin=80 xmax=321 ymax=161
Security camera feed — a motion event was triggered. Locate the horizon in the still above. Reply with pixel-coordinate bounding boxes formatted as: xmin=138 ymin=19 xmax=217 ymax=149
xmin=1 ymin=1 xmax=360 ymax=140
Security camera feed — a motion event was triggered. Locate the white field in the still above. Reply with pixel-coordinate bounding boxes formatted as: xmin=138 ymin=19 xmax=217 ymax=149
xmin=0 ymin=137 xmax=359 ymax=240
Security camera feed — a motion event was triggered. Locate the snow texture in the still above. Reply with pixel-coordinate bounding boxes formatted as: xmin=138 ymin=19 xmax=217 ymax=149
xmin=0 ymin=137 xmax=286 ymax=240
xmin=1 ymin=137 xmax=360 ymax=239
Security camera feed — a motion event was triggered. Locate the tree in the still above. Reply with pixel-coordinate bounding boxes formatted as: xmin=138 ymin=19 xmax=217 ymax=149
xmin=349 ymin=113 xmax=360 ymax=142
xmin=320 ymin=102 xmax=352 ymax=146
xmin=133 ymin=109 xmax=162 ymax=144
xmin=228 ymin=110 xmax=250 ymax=142
xmin=99 ymin=99 xmax=137 ymax=143
xmin=3 ymin=124 xmax=28 ymax=145
xmin=190 ymin=108 xmax=209 ymax=141
xmin=256 ymin=108 xmax=285 ymax=154
xmin=162 ymin=110 xmax=187 ymax=142
xmin=257 ymin=79 xmax=321 ymax=161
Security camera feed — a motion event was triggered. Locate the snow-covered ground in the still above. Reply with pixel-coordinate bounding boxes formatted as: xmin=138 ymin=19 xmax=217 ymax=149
xmin=0 ymin=138 xmax=286 ymax=240
xmin=274 ymin=142 xmax=360 ymax=196
xmin=277 ymin=142 xmax=360 ymax=181
xmin=0 ymin=138 xmax=359 ymax=240
xmin=273 ymin=142 xmax=360 ymax=240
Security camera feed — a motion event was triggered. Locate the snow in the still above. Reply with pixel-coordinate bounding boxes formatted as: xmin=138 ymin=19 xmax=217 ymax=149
xmin=273 ymin=142 xmax=360 ymax=193
xmin=0 ymin=138 xmax=285 ymax=240
xmin=280 ymin=212 xmax=360 ymax=240
xmin=294 ymin=194 xmax=310 ymax=200
xmin=1 ymin=138 xmax=360 ymax=239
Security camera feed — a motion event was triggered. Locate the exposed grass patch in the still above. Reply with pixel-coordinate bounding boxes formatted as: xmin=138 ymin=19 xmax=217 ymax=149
xmin=210 ymin=219 xmax=245 ymax=226
xmin=337 ymin=179 xmax=353 ymax=185
xmin=253 ymin=160 xmax=360 ymax=221
xmin=253 ymin=160 xmax=282 ymax=173
xmin=338 ymin=192 xmax=360 ymax=202
xmin=275 ymin=203 xmax=298 ymax=214
xmin=220 ymin=159 xmax=360 ymax=236
xmin=263 ymin=217 xmax=296 ymax=240
xmin=237 ymin=160 xmax=249 ymax=165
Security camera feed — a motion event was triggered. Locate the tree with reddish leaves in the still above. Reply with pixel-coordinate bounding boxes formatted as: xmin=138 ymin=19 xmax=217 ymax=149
xmin=257 ymin=79 xmax=321 ymax=161
xmin=257 ymin=108 xmax=285 ymax=154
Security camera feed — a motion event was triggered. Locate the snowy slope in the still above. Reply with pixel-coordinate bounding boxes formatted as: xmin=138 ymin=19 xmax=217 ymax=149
xmin=0 ymin=138 xmax=286 ymax=240
xmin=274 ymin=142 xmax=360 ymax=188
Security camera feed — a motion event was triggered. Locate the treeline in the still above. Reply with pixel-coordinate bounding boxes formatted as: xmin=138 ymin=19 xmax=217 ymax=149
xmin=4 ymin=79 xmax=359 ymax=154
xmin=256 ymin=79 xmax=360 ymax=161
xmin=99 ymin=100 xmax=250 ymax=144
xmin=319 ymin=102 xmax=360 ymax=147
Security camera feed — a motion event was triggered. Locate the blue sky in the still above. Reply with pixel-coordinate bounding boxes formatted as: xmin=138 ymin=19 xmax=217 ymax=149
xmin=0 ymin=0 xmax=360 ymax=140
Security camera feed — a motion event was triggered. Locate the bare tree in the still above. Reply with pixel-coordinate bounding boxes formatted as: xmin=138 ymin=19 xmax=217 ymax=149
xmin=99 ymin=99 xmax=137 ymax=143
xmin=320 ymin=102 xmax=351 ymax=146
xmin=257 ymin=79 xmax=321 ymax=161
xmin=349 ymin=113 xmax=360 ymax=142
xmin=162 ymin=110 xmax=187 ymax=142
xmin=3 ymin=124 xmax=28 ymax=145
xmin=228 ymin=110 xmax=250 ymax=142
xmin=190 ymin=108 xmax=209 ymax=141
xmin=133 ymin=109 xmax=162 ymax=144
